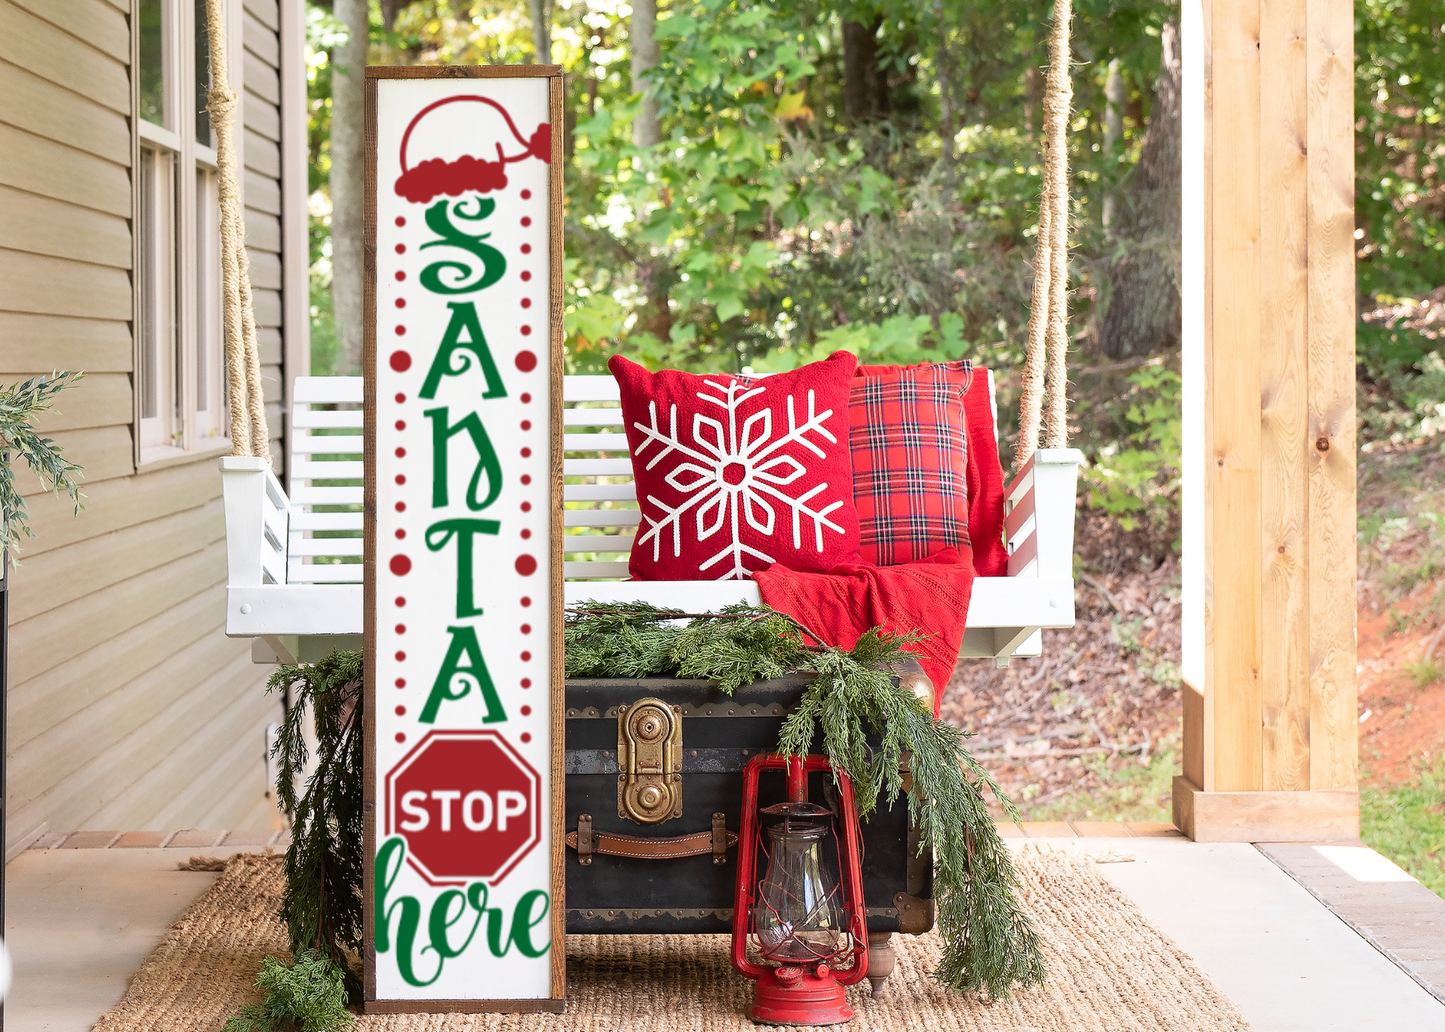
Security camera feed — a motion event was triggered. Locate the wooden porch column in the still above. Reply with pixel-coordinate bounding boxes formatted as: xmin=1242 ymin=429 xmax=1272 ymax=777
xmin=1175 ymin=0 xmax=1358 ymax=841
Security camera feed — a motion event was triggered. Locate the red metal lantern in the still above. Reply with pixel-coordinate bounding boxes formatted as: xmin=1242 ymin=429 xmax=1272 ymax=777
xmin=731 ymin=754 xmax=869 ymax=1026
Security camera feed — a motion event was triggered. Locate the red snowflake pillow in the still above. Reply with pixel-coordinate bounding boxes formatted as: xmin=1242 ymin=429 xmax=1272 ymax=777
xmin=609 ymin=352 xmax=862 ymax=580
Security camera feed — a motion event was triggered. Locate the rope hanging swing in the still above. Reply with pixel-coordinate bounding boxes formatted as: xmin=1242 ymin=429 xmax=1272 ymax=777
xmin=201 ymin=1 xmax=1070 ymax=473
xmin=1018 ymin=0 xmax=1073 ymax=471
xmin=203 ymin=0 xmax=271 ymax=466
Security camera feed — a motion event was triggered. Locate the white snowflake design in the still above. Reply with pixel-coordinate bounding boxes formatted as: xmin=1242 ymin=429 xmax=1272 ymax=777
xmin=630 ymin=377 xmax=848 ymax=579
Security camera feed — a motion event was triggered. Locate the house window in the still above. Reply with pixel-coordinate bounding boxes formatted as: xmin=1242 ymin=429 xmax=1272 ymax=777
xmin=135 ymin=0 xmax=229 ymax=462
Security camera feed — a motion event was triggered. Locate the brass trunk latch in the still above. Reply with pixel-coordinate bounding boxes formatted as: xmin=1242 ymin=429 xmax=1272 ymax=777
xmin=617 ymin=698 xmax=683 ymax=824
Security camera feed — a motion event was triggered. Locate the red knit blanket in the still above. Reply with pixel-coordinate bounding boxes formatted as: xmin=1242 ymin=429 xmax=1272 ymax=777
xmin=754 ymin=547 xmax=975 ymax=716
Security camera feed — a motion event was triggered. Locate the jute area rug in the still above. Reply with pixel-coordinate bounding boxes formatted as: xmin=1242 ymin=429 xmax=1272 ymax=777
xmin=93 ymin=847 xmax=1250 ymax=1032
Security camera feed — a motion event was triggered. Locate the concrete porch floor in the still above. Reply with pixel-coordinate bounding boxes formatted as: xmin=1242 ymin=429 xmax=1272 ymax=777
xmin=5 ymin=826 xmax=1444 ymax=1031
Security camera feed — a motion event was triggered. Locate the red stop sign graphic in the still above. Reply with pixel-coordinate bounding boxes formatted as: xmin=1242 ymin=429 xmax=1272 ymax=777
xmin=385 ymin=730 xmax=541 ymax=886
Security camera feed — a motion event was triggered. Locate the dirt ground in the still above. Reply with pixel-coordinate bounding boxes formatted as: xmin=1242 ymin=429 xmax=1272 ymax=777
xmin=941 ymin=515 xmax=1184 ymax=819
xmin=941 ymin=442 xmax=1445 ymax=819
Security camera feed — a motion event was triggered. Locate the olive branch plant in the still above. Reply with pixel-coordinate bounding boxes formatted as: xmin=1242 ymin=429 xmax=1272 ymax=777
xmin=0 ymin=372 xmax=85 ymax=565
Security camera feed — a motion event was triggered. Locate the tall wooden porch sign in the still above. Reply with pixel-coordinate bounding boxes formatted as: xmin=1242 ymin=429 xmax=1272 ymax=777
xmin=362 ymin=67 xmax=564 ymax=1013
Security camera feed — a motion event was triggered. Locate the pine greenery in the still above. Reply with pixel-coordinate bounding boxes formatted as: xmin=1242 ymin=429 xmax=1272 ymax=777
xmin=0 ymin=372 xmax=84 ymax=563
xmin=566 ymin=601 xmax=1047 ymax=998
xmin=268 ymin=651 xmax=364 ymax=998
xmin=221 ymin=951 xmax=354 ymax=1032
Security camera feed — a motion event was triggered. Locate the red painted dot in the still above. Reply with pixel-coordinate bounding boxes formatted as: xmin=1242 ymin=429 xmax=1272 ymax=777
xmin=521 ymin=392 xmax=532 ymax=403
xmin=521 ymin=623 xmax=532 ymax=634
xmin=395 ymin=705 xmax=407 ymax=716
xmin=515 ymin=554 xmax=537 ymax=576
xmin=395 ymin=623 xmax=406 ymax=634
xmin=521 ymin=528 xmax=532 ymax=539
xmin=521 ymin=678 xmax=532 ymax=688
xmin=395 ymin=216 xmax=406 ymax=227
xmin=395 ymin=325 xmax=407 ymax=336
xmin=521 ymin=270 xmax=533 ymax=281
xmin=521 ymin=298 xmax=532 ymax=309
xmin=521 ymin=243 xmax=532 ymax=254
xmin=395 ymin=271 xmax=406 ymax=281
xmin=395 ymin=650 xmax=406 ymax=661
xmin=515 ymin=350 xmax=537 ymax=372
xmin=395 ymin=596 xmax=406 ymax=607
xmin=521 ymin=651 xmax=532 ymax=661
xmin=395 ymin=297 xmax=406 ymax=308
xmin=395 ymin=528 xmax=406 ymax=539
xmin=521 ymin=596 xmax=532 ymax=607
xmin=390 ymin=351 xmax=411 ymax=372
xmin=396 ymin=419 xmax=406 ymax=430
xmin=395 ymin=447 xmax=406 ymax=458
xmin=395 ymin=474 xmax=406 ymax=485
xmin=521 ymin=732 xmax=532 ymax=743
xmin=521 ymin=189 xmax=532 ymax=200
xmin=521 ymin=501 xmax=532 ymax=512
xmin=520 ymin=474 xmax=532 ymax=485
xmin=521 ymin=705 xmax=532 ymax=716
xmin=396 ymin=501 xmax=406 ymax=512
xmin=395 ymin=677 xmax=406 ymax=688
xmin=521 ymin=447 xmax=532 ymax=458
xmin=520 ymin=325 xmax=532 ymax=336
xmin=396 ymin=732 xmax=407 ymax=743
xmin=390 ymin=554 xmax=411 ymax=575
xmin=521 ymin=216 xmax=532 ymax=227
xmin=395 ymin=243 xmax=406 ymax=254
xmin=395 ymin=392 xmax=407 ymax=403
xmin=521 ymin=420 xmax=532 ymax=430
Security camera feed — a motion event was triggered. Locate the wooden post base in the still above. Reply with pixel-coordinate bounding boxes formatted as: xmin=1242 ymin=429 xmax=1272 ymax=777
xmin=1172 ymin=776 xmax=1359 ymax=842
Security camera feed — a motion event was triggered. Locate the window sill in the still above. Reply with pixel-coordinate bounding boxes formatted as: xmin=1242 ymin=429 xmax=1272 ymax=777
xmin=137 ymin=438 xmax=234 ymax=474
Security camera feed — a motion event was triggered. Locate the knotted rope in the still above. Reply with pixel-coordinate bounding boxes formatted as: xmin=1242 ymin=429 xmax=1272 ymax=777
xmin=204 ymin=0 xmax=271 ymax=465
xmin=1018 ymin=0 xmax=1073 ymax=469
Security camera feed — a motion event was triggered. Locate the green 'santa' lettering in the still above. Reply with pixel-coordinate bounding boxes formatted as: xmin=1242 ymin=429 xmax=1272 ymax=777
xmin=419 ymin=625 xmax=506 ymax=724
xmin=420 ymin=198 xmax=507 ymax=296
xmin=424 ymin=407 xmax=503 ymax=512
xmin=425 ymin=518 xmax=499 ymax=618
xmin=420 ymin=302 xmax=506 ymax=400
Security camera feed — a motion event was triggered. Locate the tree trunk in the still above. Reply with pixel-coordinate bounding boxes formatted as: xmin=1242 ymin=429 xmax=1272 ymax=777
xmin=1098 ymin=22 xmax=1182 ymax=361
xmin=1101 ymin=58 xmax=1125 ymax=229
xmin=843 ymin=17 xmax=887 ymax=123
xmin=632 ymin=0 xmax=661 ymax=148
xmin=330 ymin=0 xmax=368 ymax=376
xmin=933 ymin=0 xmax=953 ymax=165
xmin=529 ymin=0 xmax=551 ymax=64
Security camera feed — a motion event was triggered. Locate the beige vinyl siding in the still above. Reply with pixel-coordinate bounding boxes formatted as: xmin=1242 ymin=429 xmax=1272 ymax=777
xmin=0 ymin=0 xmax=299 ymax=856
xmin=244 ymin=0 xmax=286 ymax=468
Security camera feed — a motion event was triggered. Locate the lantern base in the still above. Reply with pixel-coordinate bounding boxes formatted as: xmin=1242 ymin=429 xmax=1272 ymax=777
xmin=748 ymin=965 xmax=853 ymax=1026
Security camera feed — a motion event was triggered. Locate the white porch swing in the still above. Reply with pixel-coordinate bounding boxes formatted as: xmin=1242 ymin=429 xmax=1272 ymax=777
xmin=213 ymin=2 xmax=1084 ymax=670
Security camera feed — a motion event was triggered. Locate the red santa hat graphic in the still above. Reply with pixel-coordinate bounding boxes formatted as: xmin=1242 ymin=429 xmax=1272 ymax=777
xmin=395 ymin=95 xmax=551 ymax=205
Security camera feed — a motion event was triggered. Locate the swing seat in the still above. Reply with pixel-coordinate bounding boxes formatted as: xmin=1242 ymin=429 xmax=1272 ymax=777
xmin=221 ymin=376 xmax=1081 ymax=665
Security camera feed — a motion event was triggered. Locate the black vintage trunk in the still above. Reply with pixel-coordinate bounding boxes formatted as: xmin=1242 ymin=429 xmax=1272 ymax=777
xmin=564 ymin=676 xmax=933 ymax=936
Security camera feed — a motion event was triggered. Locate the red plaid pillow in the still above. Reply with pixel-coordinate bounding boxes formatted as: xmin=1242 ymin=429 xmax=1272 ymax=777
xmin=849 ymin=363 xmax=972 ymax=566
xmin=610 ymin=352 xmax=861 ymax=580
xmin=854 ymin=360 xmax=1007 ymax=575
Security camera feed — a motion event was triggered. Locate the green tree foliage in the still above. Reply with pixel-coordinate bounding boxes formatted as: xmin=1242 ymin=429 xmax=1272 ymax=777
xmin=566 ymin=602 xmax=1047 ymax=997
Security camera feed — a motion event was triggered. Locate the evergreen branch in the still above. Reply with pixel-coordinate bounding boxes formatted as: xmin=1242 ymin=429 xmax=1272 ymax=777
xmin=0 ymin=371 xmax=85 ymax=565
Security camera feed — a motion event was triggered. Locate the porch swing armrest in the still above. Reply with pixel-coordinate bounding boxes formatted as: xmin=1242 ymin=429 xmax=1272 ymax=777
xmin=220 ymin=456 xmax=291 ymax=590
xmin=1002 ymin=448 xmax=1083 ymax=582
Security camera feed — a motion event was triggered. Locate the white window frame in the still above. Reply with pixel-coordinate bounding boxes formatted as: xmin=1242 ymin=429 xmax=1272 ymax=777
xmin=134 ymin=0 xmax=239 ymax=466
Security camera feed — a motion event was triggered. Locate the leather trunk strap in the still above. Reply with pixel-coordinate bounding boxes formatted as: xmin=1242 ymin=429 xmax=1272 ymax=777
xmin=567 ymin=813 xmax=738 ymax=864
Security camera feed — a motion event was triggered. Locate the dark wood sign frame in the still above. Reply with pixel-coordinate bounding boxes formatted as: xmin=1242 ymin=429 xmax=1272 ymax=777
xmin=360 ymin=65 xmax=565 ymax=1014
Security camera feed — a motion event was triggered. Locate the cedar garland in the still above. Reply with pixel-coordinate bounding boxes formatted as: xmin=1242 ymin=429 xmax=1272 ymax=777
xmin=566 ymin=601 xmax=1047 ymax=998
